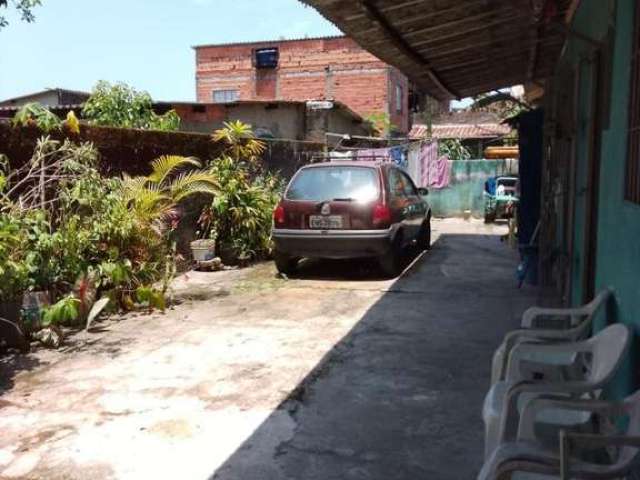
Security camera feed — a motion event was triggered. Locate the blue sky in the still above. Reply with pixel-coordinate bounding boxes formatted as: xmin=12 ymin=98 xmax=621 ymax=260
xmin=0 ymin=0 xmax=341 ymax=101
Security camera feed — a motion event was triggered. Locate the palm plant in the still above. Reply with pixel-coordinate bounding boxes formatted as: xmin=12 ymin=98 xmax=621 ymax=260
xmin=120 ymin=155 xmax=219 ymax=231
xmin=212 ymin=121 xmax=266 ymax=163
xmin=199 ymin=156 xmax=282 ymax=260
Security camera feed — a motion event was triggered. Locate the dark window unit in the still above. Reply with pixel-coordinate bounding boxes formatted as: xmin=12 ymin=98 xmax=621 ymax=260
xmin=255 ymin=48 xmax=279 ymax=69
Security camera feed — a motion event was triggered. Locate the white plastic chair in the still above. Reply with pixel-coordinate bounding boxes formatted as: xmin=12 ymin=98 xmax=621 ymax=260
xmin=477 ymin=389 xmax=640 ymax=480
xmin=491 ymin=289 xmax=613 ymax=385
xmin=483 ymin=324 xmax=631 ymax=459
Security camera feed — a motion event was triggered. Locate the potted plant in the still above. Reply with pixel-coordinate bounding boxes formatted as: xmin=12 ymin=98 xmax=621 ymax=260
xmin=190 ymin=235 xmax=217 ymax=262
xmin=217 ymin=241 xmax=239 ymax=266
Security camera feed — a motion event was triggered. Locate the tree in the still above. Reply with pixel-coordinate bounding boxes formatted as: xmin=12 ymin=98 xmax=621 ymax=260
xmin=438 ymin=139 xmax=471 ymax=160
xmin=0 ymin=0 xmax=41 ymax=29
xmin=469 ymin=91 xmax=530 ymax=121
xmin=364 ymin=112 xmax=398 ymax=138
xmin=82 ymin=81 xmax=180 ymax=131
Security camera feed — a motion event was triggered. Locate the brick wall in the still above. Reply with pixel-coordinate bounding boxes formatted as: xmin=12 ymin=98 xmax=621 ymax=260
xmin=388 ymin=67 xmax=410 ymax=133
xmin=0 ymin=121 xmax=320 ymax=179
xmin=195 ymin=37 xmax=409 ymax=133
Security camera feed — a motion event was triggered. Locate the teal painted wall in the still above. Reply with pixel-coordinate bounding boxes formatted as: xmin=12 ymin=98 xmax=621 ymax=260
xmin=560 ymin=0 xmax=640 ymax=398
xmin=592 ymin=0 xmax=640 ymax=398
xmin=428 ymin=159 xmax=516 ymax=218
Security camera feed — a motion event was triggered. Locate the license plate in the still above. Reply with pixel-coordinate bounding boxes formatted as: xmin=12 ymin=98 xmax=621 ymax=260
xmin=309 ymin=215 xmax=343 ymax=229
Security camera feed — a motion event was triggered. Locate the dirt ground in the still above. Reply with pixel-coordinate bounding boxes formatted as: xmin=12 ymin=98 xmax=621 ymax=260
xmin=0 ymin=219 xmax=536 ymax=480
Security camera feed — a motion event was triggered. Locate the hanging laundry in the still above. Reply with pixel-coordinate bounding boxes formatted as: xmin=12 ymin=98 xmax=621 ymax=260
xmin=389 ymin=146 xmax=408 ymax=169
xmin=407 ymin=142 xmax=422 ymax=185
xmin=420 ymin=140 xmax=451 ymax=189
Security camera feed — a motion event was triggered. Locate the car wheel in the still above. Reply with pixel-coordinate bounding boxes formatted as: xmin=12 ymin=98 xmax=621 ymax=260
xmin=378 ymin=233 xmax=403 ymax=278
xmin=274 ymin=251 xmax=298 ymax=275
xmin=418 ymin=219 xmax=431 ymax=250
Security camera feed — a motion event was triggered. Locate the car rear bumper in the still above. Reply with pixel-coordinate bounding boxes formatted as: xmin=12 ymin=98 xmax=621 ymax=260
xmin=272 ymin=228 xmax=394 ymax=259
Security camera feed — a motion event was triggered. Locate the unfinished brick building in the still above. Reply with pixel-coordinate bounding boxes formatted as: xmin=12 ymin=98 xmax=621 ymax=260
xmin=194 ymin=36 xmax=414 ymax=133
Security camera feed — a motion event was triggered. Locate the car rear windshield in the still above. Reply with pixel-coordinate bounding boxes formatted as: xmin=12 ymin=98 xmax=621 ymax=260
xmin=286 ymin=166 xmax=380 ymax=202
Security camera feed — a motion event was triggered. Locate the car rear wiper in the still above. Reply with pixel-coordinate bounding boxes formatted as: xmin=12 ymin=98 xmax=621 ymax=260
xmin=331 ymin=197 xmax=355 ymax=202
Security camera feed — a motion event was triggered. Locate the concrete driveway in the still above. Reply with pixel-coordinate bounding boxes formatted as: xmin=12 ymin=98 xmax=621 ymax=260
xmin=0 ymin=219 xmax=536 ymax=480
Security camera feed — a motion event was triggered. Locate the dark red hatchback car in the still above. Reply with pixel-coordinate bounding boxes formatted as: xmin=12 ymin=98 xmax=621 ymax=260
xmin=272 ymin=161 xmax=431 ymax=277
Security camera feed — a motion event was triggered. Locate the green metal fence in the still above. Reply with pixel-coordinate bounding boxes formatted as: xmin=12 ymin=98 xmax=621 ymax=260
xmin=428 ymin=159 xmax=517 ymax=218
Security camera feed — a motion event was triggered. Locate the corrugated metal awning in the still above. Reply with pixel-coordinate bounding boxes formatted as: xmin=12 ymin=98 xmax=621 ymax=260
xmin=300 ymin=0 xmax=571 ymax=100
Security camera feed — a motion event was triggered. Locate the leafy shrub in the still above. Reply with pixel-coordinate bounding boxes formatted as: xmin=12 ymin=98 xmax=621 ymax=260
xmin=11 ymin=102 xmax=62 ymax=132
xmin=438 ymin=139 xmax=472 ymax=160
xmin=200 ymin=157 xmax=283 ymax=258
xmin=200 ymin=122 xmax=284 ymax=260
xmin=0 ymin=213 xmax=40 ymax=300
xmin=41 ymin=296 xmax=80 ymax=327
xmin=10 ymin=104 xmax=81 ymax=135
xmin=82 ymin=81 xmax=180 ymax=131
xmin=0 ymin=137 xmax=217 ymax=328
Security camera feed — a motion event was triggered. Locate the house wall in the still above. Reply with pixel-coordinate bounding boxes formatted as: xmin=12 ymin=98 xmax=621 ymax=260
xmin=551 ymin=0 xmax=640 ymax=398
xmin=388 ymin=67 xmax=410 ymax=133
xmin=173 ymin=103 xmax=306 ymax=139
xmin=0 ymin=90 xmax=89 ymax=107
xmin=173 ymin=102 xmax=370 ymax=141
xmin=326 ymin=109 xmax=371 ymax=140
xmin=195 ymin=37 xmax=409 ymax=132
xmin=0 ymin=91 xmax=59 ymax=107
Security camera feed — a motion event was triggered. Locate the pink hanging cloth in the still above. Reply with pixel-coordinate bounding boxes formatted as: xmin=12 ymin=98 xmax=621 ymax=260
xmin=420 ymin=141 xmax=450 ymax=189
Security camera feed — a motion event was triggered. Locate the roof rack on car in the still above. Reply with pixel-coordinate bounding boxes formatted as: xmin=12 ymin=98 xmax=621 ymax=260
xmin=309 ymin=154 xmax=388 ymax=164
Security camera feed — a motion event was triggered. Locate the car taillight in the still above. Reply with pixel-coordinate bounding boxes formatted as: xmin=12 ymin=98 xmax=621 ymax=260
xmin=372 ymin=203 xmax=392 ymax=228
xmin=273 ymin=204 xmax=285 ymax=226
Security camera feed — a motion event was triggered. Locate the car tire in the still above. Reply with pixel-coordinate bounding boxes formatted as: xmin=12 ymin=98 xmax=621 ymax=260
xmin=378 ymin=233 xmax=403 ymax=278
xmin=274 ymin=251 xmax=298 ymax=275
xmin=418 ymin=219 xmax=432 ymax=250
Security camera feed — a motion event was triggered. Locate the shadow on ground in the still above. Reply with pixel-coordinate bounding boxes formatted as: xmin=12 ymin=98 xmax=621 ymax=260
xmin=0 ymin=353 xmax=42 ymax=394
xmin=289 ymin=245 xmax=426 ymax=282
xmin=0 ymin=324 xmax=137 ymax=395
xmin=208 ymin=232 xmax=535 ymax=480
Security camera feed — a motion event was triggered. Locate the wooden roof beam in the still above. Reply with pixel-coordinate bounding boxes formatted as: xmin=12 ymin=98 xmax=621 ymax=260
xmin=443 ymin=47 xmax=563 ymax=81
xmin=416 ymin=20 xmax=537 ymax=53
xmin=402 ymin=9 xmax=515 ymax=40
xmin=449 ymin=62 xmax=558 ymax=91
xmin=356 ymin=0 xmax=500 ymax=35
xmin=358 ymin=0 xmax=460 ymax=100
xmin=435 ymin=37 xmax=563 ymax=73
xmin=409 ymin=12 xmax=533 ymax=48
xmin=418 ymin=30 xmax=537 ymax=61
xmin=344 ymin=0 xmax=430 ymax=22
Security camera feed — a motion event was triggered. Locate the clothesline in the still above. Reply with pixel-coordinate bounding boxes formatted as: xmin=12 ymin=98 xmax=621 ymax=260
xmin=330 ymin=138 xmax=433 ymax=153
